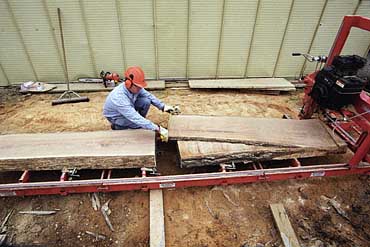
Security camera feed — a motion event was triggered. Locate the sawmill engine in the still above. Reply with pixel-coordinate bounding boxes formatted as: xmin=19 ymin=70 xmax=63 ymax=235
xmin=310 ymin=55 xmax=368 ymax=110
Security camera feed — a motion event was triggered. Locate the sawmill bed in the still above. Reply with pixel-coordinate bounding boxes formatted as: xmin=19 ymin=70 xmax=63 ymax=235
xmin=0 ymin=89 xmax=369 ymax=247
xmin=0 ymin=154 xmax=360 ymax=186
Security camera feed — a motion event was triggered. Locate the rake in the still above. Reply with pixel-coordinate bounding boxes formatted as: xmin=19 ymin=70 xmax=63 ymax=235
xmin=52 ymin=8 xmax=89 ymax=106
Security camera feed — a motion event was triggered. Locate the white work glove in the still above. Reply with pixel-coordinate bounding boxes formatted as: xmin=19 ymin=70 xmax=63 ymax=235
xmin=163 ymin=104 xmax=174 ymax=113
xmin=158 ymin=126 xmax=169 ymax=142
xmin=163 ymin=105 xmax=181 ymax=115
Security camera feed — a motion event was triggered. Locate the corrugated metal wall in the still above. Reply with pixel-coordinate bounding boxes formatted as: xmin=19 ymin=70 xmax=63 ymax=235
xmin=0 ymin=0 xmax=369 ymax=86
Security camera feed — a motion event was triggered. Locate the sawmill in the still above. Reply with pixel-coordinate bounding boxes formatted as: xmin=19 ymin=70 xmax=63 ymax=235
xmin=0 ymin=1 xmax=369 ymax=246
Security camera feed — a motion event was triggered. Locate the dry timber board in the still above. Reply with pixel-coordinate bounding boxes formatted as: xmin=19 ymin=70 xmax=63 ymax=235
xmin=189 ymin=78 xmax=295 ymax=91
xmin=150 ymin=190 xmax=165 ymax=247
xmin=51 ymin=81 xmax=165 ymax=92
xmin=169 ymin=115 xmax=343 ymax=149
xmin=20 ymin=81 xmax=165 ymax=94
xmin=0 ymin=130 xmax=156 ymax=171
xmin=19 ymin=83 xmax=57 ymax=93
xmin=177 ymin=141 xmax=346 ymax=168
xmin=270 ymin=204 xmax=301 ymax=247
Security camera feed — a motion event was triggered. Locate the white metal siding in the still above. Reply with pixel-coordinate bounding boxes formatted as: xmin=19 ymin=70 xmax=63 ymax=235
xmin=217 ymin=0 xmax=259 ymax=78
xmin=119 ymin=0 xmax=156 ymax=79
xmin=80 ymin=0 xmax=125 ymax=76
xmin=188 ymin=0 xmax=223 ymax=78
xmin=304 ymin=0 xmax=358 ymax=74
xmin=9 ymin=0 xmax=65 ymax=82
xmin=0 ymin=64 xmax=9 ymax=86
xmin=274 ymin=0 xmax=327 ymax=78
xmin=341 ymin=0 xmax=370 ymax=57
xmin=0 ymin=0 xmax=37 ymax=85
xmin=156 ymin=0 xmax=188 ymax=78
xmin=46 ymin=0 xmax=96 ymax=80
xmin=246 ymin=0 xmax=293 ymax=77
xmin=1 ymin=0 xmax=370 ymax=85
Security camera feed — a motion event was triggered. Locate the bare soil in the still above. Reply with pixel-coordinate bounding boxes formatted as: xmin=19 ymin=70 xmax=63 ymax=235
xmin=0 ymin=88 xmax=369 ymax=247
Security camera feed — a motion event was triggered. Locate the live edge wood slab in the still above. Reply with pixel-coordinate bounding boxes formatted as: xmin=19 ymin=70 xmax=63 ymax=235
xmin=176 ymin=141 xmax=346 ymax=168
xmin=169 ymin=115 xmax=347 ymax=167
xmin=0 ymin=130 xmax=156 ymax=171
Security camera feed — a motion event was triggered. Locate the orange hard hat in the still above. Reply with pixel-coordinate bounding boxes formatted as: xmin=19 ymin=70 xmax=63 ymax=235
xmin=124 ymin=66 xmax=147 ymax=88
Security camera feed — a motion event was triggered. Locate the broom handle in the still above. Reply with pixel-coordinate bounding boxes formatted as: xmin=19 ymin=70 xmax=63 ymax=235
xmin=57 ymin=8 xmax=70 ymax=92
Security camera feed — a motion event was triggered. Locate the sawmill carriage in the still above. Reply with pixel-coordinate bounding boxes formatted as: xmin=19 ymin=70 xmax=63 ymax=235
xmin=0 ymin=15 xmax=369 ymax=197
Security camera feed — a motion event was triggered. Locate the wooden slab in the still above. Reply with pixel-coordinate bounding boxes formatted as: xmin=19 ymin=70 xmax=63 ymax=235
xmin=270 ymin=204 xmax=301 ymax=247
xmin=189 ymin=78 xmax=295 ymax=91
xmin=19 ymin=83 xmax=57 ymax=93
xmin=150 ymin=190 xmax=165 ymax=247
xmin=169 ymin=115 xmax=345 ymax=149
xmin=177 ymin=141 xmax=346 ymax=168
xmin=0 ymin=130 xmax=156 ymax=171
xmin=51 ymin=81 xmax=165 ymax=92
xmin=20 ymin=81 xmax=165 ymax=94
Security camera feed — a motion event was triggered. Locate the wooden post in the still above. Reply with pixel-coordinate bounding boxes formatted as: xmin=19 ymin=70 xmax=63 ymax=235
xmin=150 ymin=189 xmax=165 ymax=247
xmin=270 ymin=203 xmax=301 ymax=247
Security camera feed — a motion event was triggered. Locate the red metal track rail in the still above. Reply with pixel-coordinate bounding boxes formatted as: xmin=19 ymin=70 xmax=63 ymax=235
xmin=0 ymin=163 xmax=369 ymax=197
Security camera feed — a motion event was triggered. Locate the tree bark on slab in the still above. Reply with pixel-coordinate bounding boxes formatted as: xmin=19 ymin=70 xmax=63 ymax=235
xmin=177 ymin=141 xmax=346 ymax=168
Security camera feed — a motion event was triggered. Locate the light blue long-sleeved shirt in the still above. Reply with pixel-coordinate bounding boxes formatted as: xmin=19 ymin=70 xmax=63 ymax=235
xmin=103 ymin=83 xmax=164 ymax=131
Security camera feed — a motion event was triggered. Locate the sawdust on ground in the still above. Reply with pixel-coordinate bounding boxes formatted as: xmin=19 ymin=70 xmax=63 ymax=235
xmin=0 ymin=88 xmax=369 ymax=247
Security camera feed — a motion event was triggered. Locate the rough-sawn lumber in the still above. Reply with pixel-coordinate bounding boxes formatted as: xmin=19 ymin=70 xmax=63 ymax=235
xmin=169 ymin=115 xmax=344 ymax=149
xmin=0 ymin=130 xmax=156 ymax=171
xmin=177 ymin=140 xmax=346 ymax=168
xmin=189 ymin=78 xmax=295 ymax=91
xmin=150 ymin=190 xmax=165 ymax=247
xmin=170 ymin=115 xmax=346 ymax=167
xmin=270 ymin=203 xmax=301 ymax=247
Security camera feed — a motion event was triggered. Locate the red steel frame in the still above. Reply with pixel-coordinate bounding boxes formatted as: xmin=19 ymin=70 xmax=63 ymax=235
xmin=0 ymin=163 xmax=369 ymax=197
xmin=300 ymin=15 xmax=370 ymax=166
xmin=0 ymin=16 xmax=370 ymax=197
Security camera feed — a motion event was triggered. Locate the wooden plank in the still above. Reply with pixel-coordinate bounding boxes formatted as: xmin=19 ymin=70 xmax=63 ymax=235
xmin=189 ymin=78 xmax=295 ymax=91
xmin=177 ymin=141 xmax=346 ymax=168
xmin=19 ymin=83 xmax=57 ymax=93
xmin=169 ymin=115 xmax=345 ymax=149
xmin=150 ymin=189 xmax=165 ymax=247
xmin=0 ymin=130 xmax=156 ymax=171
xmin=270 ymin=203 xmax=301 ymax=247
xmin=19 ymin=81 xmax=165 ymax=94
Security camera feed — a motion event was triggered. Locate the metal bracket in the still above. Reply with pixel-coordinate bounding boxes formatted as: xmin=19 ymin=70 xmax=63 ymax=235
xmin=61 ymin=168 xmax=80 ymax=181
xmin=220 ymin=162 xmax=236 ymax=172
xmin=141 ymin=167 xmax=160 ymax=177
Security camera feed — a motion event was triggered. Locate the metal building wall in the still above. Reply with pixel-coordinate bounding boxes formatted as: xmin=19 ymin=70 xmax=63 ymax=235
xmin=0 ymin=0 xmax=369 ymax=86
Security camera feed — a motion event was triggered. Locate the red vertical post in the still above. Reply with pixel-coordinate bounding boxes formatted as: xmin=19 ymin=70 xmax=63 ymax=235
xmin=349 ymin=132 xmax=370 ymax=167
xmin=19 ymin=170 xmax=30 ymax=183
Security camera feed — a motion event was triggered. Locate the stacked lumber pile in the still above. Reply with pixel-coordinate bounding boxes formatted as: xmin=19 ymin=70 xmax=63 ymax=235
xmin=0 ymin=130 xmax=156 ymax=171
xmin=189 ymin=78 xmax=296 ymax=92
xmin=168 ymin=115 xmax=346 ymax=168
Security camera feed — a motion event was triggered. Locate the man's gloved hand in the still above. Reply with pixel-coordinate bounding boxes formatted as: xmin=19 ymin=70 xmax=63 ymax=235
xmin=158 ymin=126 xmax=169 ymax=142
xmin=163 ymin=104 xmax=174 ymax=113
xmin=163 ymin=104 xmax=181 ymax=115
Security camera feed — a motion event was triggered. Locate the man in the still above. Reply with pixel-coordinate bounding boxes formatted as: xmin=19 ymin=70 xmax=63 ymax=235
xmin=103 ymin=66 xmax=176 ymax=142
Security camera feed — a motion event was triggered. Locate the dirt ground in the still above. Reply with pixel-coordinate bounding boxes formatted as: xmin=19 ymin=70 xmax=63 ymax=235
xmin=0 ymin=87 xmax=369 ymax=247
